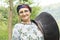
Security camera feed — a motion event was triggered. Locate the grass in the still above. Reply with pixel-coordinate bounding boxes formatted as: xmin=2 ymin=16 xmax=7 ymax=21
xmin=0 ymin=22 xmax=8 ymax=40
xmin=0 ymin=30 xmax=8 ymax=40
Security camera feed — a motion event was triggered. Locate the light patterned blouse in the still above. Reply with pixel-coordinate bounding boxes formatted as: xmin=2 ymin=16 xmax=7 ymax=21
xmin=12 ymin=22 xmax=44 ymax=40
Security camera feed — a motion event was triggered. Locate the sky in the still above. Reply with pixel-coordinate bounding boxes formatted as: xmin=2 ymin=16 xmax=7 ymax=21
xmin=0 ymin=0 xmax=9 ymax=7
xmin=33 ymin=0 xmax=60 ymax=7
xmin=0 ymin=0 xmax=60 ymax=7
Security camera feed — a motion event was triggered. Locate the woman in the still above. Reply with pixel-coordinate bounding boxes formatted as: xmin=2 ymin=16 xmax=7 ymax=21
xmin=12 ymin=4 xmax=44 ymax=40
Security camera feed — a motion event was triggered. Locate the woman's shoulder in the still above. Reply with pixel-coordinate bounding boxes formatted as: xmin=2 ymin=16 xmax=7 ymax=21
xmin=13 ymin=23 xmax=23 ymax=29
xmin=14 ymin=23 xmax=21 ymax=26
xmin=15 ymin=23 xmax=22 ymax=26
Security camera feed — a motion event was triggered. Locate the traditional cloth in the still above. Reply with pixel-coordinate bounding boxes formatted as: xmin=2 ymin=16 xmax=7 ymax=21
xmin=12 ymin=22 xmax=44 ymax=40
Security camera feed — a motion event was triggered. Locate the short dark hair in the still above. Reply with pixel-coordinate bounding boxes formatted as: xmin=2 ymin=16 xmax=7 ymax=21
xmin=17 ymin=4 xmax=31 ymax=15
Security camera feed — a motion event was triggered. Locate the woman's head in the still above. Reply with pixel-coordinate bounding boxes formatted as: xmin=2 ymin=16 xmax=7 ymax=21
xmin=17 ymin=4 xmax=31 ymax=15
xmin=17 ymin=4 xmax=31 ymax=22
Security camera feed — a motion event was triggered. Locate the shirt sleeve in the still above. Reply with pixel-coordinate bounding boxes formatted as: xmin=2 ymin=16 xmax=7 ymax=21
xmin=12 ymin=25 xmax=21 ymax=40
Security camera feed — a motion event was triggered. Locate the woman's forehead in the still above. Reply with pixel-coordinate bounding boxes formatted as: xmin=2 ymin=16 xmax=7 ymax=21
xmin=19 ymin=8 xmax=29 ymax=11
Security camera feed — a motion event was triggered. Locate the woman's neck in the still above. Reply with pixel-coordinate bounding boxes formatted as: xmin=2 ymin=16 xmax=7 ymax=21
xmin=21 ymin=19 xmax=31 ymax=24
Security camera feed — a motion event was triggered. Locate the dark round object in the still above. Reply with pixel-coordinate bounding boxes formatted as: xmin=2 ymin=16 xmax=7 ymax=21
xmin=35 ymin=12 xmax=59 ymax=40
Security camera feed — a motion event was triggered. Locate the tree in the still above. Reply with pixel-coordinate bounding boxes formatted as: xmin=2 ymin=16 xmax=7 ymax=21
xmin=8 ymin=0 xmax=13 ymax=40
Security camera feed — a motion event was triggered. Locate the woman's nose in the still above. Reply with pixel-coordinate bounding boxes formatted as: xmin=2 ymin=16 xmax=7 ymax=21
xmin=23 ymin=12 xmax=26 ymax=15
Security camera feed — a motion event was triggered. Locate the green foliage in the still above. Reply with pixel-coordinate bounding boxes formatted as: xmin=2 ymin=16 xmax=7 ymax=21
xmin=0 ymin=24 xmax=8 ymax=40
xmin=0 ymin=6 xmax=8 ymax=40
xmin=12 ymin=6 xmax=18 ymax=25
xmin=31 ymin=6 xmax=41 ymax=20
xmin=19 ymin=0 xmax=33 ymax=4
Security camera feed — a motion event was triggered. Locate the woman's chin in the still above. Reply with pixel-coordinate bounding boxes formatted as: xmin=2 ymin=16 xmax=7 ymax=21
xmin=22 ymin=19 xmax=28 ymax=22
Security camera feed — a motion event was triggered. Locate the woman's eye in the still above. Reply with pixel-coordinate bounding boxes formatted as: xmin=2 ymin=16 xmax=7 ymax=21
xmin=19 ymin=11 xmax=23 ymax=13
xmin=25 ymin=10 xmax=28 ymax=12
xmin=19 ymin=10 xmax=29 ymax=14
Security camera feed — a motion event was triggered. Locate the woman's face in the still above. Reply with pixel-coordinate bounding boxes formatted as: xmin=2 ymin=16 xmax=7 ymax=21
xmin=19 ymin=8 xmax=31 ymax=22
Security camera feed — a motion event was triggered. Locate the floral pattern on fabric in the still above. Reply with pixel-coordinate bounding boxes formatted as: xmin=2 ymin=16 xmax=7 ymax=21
xmin=12 ymin=22 xmax=44 ymax=40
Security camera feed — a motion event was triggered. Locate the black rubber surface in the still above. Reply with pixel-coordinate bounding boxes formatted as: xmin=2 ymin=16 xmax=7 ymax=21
xmin=35 ymin=12 xmax=59 ymax=40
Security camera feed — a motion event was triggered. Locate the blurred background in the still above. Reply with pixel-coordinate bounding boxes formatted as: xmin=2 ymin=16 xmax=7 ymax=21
xmin=0 ymin=0 xmax=60 ymax=40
